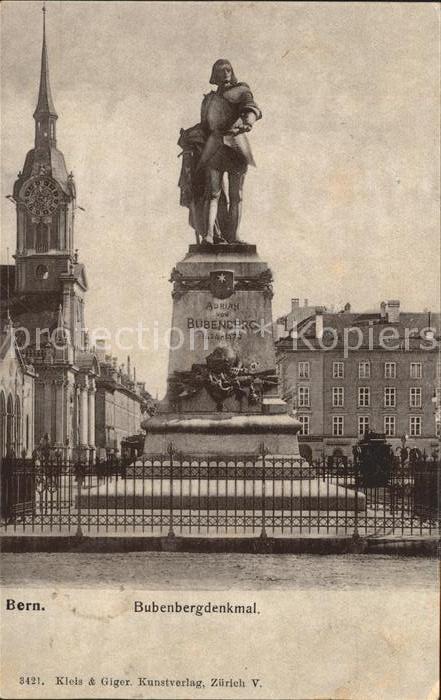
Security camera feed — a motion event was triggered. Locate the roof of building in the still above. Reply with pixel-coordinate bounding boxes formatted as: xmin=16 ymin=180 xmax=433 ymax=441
xmin=15 ymin=146 xmax=70 ymax=196
xmin=276 ymin=309 xmax=441 ymax=350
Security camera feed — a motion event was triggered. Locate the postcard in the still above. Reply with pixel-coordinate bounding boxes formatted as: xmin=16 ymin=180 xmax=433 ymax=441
xmin=1 ymin=2 xmax=439 ymax=699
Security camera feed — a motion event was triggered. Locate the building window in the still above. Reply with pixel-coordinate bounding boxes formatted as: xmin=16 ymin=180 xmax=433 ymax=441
xmin=409 ymin=416 xmax=422 ymax=437
xmin=384 ymin=362 xmax=396 ymax=379
xmin=409 ymin=387 xmax=422 ymax=408
xmin=358 ymin=361 xmax=370 ymax=379
xmin=436 ymin=421 xmax=441 ymax=438
xmin=298 ymin=415 xmax=310 ymax=436
xmin=358 ymin=386 xmax=370 ymax=407
xmin=333 ymin=361 xmax=344 ymax=379
xmin=358 ymin=416 xmax=369 ymax=437
xmin=384 ymin=415 xmax=396 ymax=437
xmin=384 ymin=387 xmax=396 ymax=408
xmin=332 ymin=416 xmax=344 ymax=437
xmin=298 ymin=386 xmax=310 ymax=408
xmin=410 ymin=362 xmax=422 ymax=379
xmin=298 ymin=361 xmax=310 ymax=379
xmin=332 ymin=386 xmax=344 ymax=407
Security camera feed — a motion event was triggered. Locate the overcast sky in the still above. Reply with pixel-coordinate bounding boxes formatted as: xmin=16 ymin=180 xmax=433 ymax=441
xmin=1 ymin=1 xmax=439 ymax=395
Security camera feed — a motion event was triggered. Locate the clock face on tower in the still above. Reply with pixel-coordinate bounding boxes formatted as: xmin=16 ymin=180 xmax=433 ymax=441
xmin=22 ymin=177 xmax=61 ymax=217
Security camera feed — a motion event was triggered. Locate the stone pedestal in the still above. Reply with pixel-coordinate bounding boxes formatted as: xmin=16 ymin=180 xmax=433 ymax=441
xmin=142 ymin=244 xmax=301 ymax=457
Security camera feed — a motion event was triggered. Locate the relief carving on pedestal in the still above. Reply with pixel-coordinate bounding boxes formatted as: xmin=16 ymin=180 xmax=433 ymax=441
xmin=169 ymin=345 xmax=278 ymax=411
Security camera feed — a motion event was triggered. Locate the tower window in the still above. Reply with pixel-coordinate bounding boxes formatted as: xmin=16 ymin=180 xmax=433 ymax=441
xmin=35 ymin=264 xmax=49 ymax=280
xmin=36 ymin=222 xmax=48 ymax=253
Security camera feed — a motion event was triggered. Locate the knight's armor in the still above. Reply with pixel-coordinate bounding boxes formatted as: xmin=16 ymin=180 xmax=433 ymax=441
xmin=198 ymin=83 xmax=262 ymax=173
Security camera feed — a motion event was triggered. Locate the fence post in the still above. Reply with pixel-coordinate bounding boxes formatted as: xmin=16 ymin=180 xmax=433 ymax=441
xmin=260 ymin=442 xmax=267 ymax=539
xmin=352 ymin=459 xmax=359 ymax=541
xmin=75 ymin=460 xmax=84 ymax=538
xmin=168 ymin=442 xmax=175 ymax=538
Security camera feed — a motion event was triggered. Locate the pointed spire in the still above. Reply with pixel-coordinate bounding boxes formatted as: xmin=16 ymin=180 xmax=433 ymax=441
xmin=34 ymin=3 xmax=57 ymax=120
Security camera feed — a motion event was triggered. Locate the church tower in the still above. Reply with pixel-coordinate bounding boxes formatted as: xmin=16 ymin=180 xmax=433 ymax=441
xmin=6 ymin=6 xmax=98 ymax=459
xmin=12 ymin=5 xmax=87 ymax=350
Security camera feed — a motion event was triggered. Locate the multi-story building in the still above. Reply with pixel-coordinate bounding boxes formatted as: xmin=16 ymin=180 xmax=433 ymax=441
xmin=94 ymin=343 xmax=152 ymax=459
xmin=276 ymin=300 xmax=440 ymax=460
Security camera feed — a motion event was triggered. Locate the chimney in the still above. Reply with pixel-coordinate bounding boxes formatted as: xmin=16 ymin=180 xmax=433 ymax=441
xmin=291 ymin=298 xmax=300 ymax=311
xmin=127 ymin=355 xmax=131 ymax=378
xmin=304 ymin=298 xmax=309 ymax=307
xmin=380 ymin=301 xmax=387 ymax=319
xmin=315 ymin=309 xmax=324 ymax=339
xmin=386 ymin=300 xmax=400 ymax=324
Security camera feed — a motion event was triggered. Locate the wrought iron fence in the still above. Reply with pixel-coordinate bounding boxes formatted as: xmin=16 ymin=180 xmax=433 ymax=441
xmin=1 ymin=449 xmax=439 ymax=537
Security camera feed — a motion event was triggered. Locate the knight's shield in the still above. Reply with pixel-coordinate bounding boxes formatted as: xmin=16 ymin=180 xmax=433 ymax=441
xmin=210 ymin=270 xmax=234 ymax=299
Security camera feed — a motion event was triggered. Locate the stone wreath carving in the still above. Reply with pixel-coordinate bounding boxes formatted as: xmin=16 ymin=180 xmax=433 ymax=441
xmin=169 ymin=267 xmax=273 ymax=300
xmin=169 ymin=346 xmax=278 ymax=410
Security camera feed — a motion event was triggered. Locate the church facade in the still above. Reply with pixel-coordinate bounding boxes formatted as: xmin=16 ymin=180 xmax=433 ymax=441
xmin=0 ymin=318 xmax=36 ymax=458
